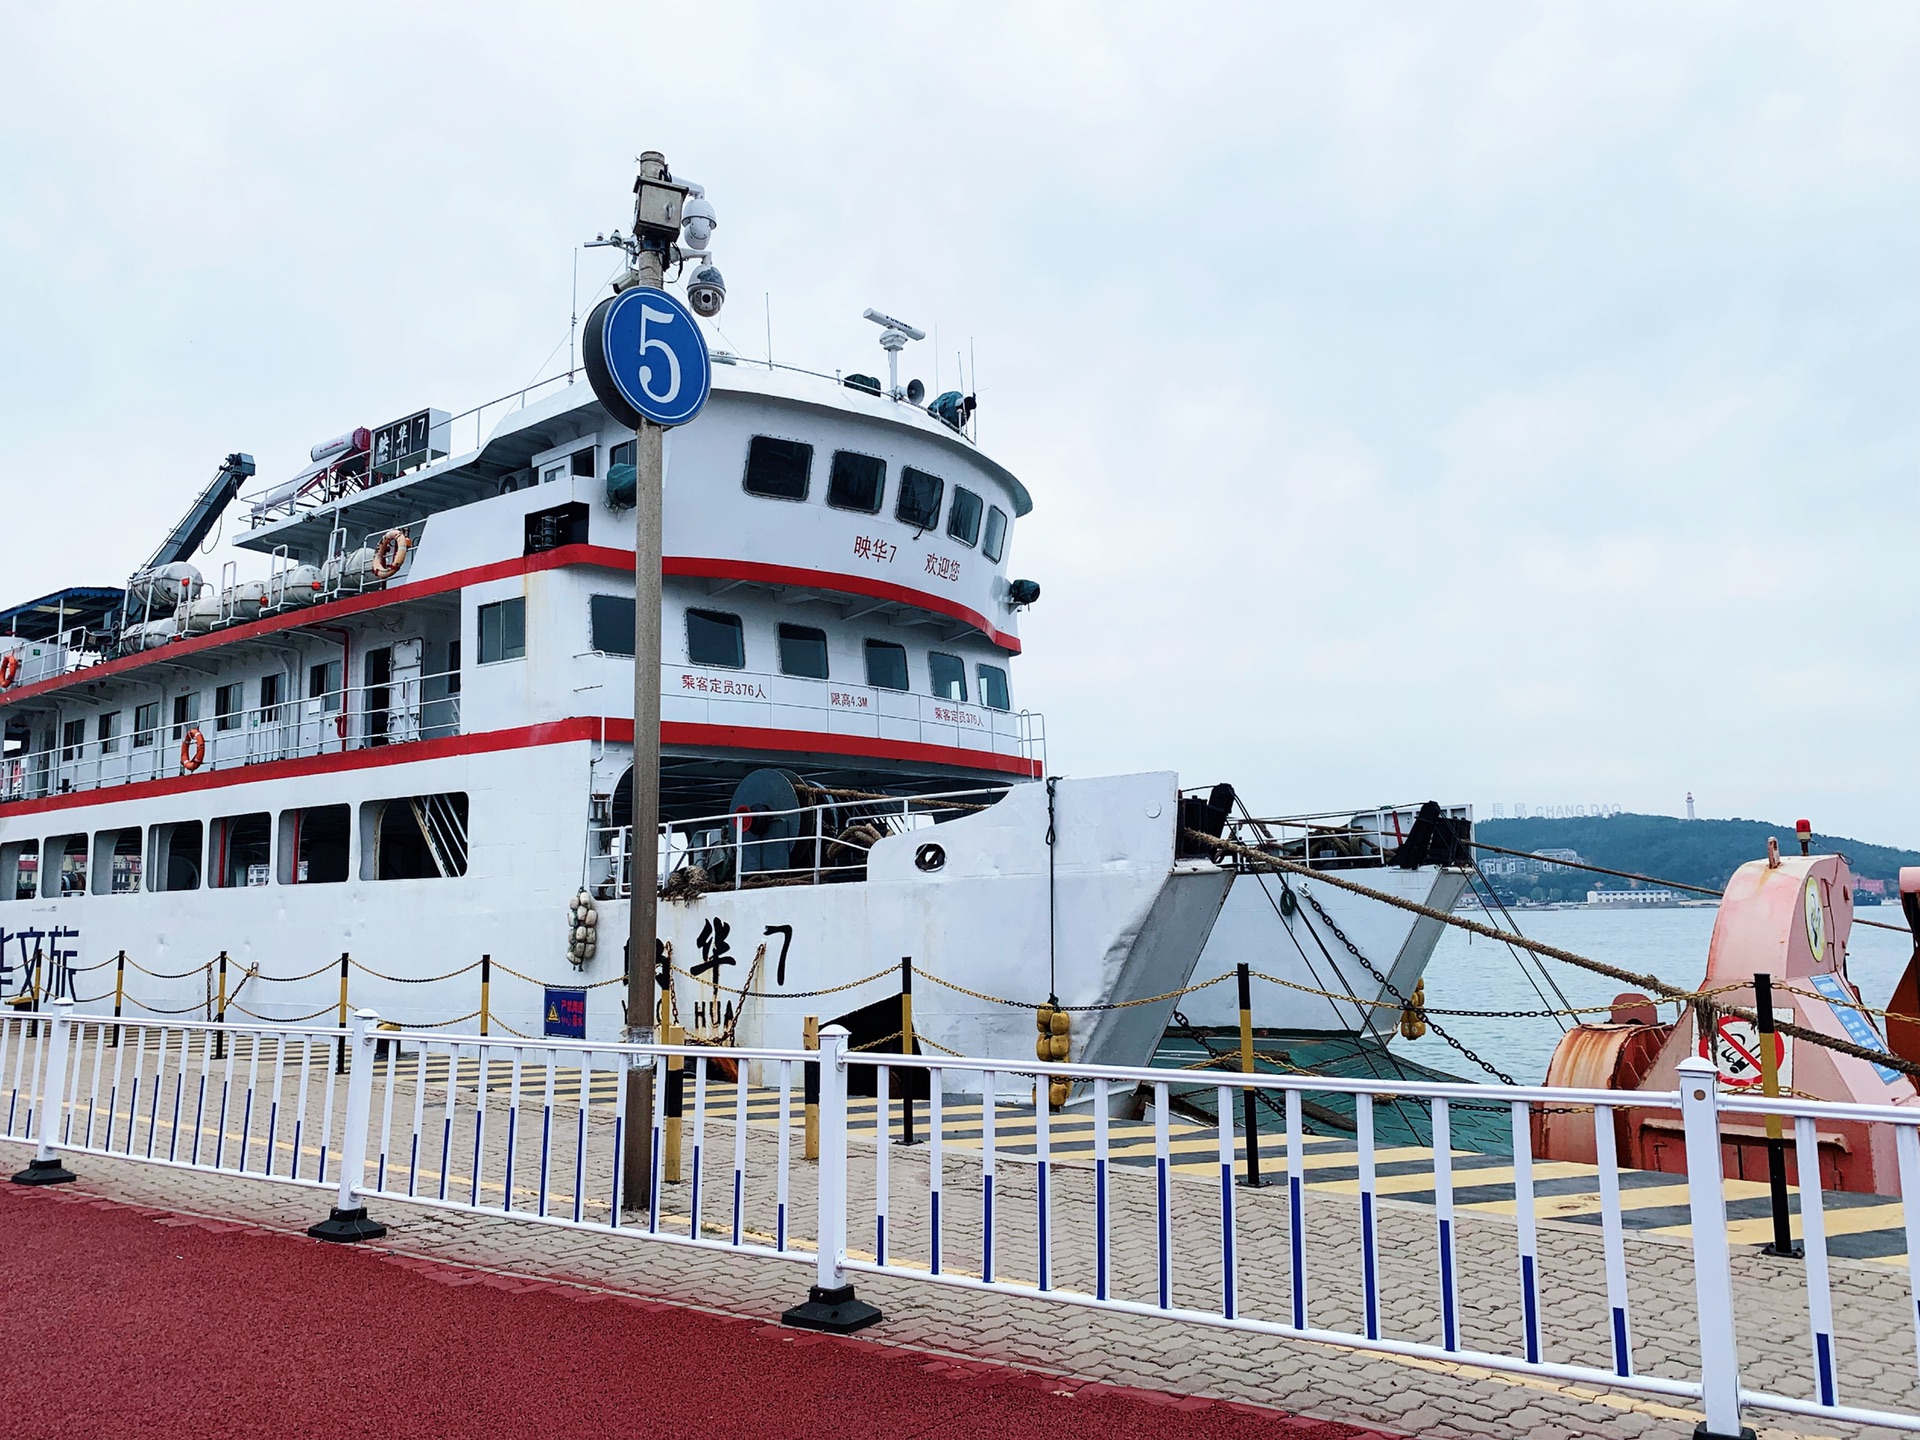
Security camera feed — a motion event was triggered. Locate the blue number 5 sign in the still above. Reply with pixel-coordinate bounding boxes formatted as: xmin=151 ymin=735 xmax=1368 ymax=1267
xmin=584 ymin=285 xmax=712 ymax=428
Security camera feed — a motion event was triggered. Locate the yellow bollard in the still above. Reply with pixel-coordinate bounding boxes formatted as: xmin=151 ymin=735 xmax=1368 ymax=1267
xmin=479 ymin=953 xmax=492 ymax=1036
xmin=335 ymin=951 xmax=350 ymax=1074
xmin=110 ymin=950 xmax=127 ymax=1049
xmin=664 ymin=1021 xmax=686 ymax=1183
xmin=803 ymin=1015 xmax=820 ymax=1160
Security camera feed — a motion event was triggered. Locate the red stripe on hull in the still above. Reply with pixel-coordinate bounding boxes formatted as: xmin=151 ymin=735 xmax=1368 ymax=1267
xmin=0 ymin=715 xmax=1036 ymax=818
xmin=0 ymin=719 xmax=606 ymax=818
xmin=657 ymin=720 xmax=1041 ymax=778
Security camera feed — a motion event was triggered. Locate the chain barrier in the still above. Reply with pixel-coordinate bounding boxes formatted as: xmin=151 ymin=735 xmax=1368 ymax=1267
xmin=125 ymin=957 xmax=215 ymax=981
xmin=915 ymin=966 xmax=1232 ymax=1013
xmin=352 ymin=958 xmax=484 ymax=985
xmin=667 ymin=959 xmax=898 ymax=1002
xmin=251 ymin=958 xmax=354 ymax=984
xmin=230 ymin=1000 xmax=345 ymax=1023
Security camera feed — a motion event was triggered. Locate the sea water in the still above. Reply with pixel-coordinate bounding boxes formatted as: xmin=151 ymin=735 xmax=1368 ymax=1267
xmin=1388 ymin=905 xmax=1915 ymax=1085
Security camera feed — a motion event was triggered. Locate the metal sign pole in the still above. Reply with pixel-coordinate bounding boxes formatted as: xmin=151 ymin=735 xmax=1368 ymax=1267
xmin=621 ymin=151 xmax=672 ymax=1207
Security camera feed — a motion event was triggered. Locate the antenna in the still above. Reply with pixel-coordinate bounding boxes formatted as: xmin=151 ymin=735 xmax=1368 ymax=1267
xmin=569 ymin=247 xmax=579 ymax=380
xmin=863 ymin=308 xmax=926 ymax=400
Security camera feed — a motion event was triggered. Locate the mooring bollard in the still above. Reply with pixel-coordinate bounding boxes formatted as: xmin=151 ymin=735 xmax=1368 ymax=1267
xmin=308 ymin=1008 xmax=388 ymax=1242
xmin=782 ymin=1025 xmax=881 ymax=1333
xmin=11 ymin=998 xmax=77 ymax=1187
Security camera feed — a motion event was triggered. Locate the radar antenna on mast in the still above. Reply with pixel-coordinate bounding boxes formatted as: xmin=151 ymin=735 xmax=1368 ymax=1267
xmin=863 ymin=308 xmax=926 ymax=401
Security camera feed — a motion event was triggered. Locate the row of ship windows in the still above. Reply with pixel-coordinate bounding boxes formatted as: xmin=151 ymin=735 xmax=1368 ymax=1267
xmin=40 ymin=653 xmax=458 ymax=762
xmin=495 ymin=594 xmax=1015 ymax=709
xmin=739 ymin=436 xmax=1009 ymax=558
xmin=678 ymin=608 xmax=1010 ymax=709
xmin=0 ymin=793 xmax=470 ymax=901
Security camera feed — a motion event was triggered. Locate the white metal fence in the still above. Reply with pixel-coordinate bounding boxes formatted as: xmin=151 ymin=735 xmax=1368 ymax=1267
xmin=6 ymin=998 xmax=1919 ymax=1436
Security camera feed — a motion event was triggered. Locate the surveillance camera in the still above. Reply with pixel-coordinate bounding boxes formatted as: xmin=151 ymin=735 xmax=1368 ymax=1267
xmin=687 ymin=264 xmax=726 ymax=318
xmin=681 ymin=196 xmax=717 ymax=252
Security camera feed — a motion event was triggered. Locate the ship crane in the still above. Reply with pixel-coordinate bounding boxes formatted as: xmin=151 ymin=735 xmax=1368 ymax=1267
xmin=141 ymin=453 xmax=256 ymax=571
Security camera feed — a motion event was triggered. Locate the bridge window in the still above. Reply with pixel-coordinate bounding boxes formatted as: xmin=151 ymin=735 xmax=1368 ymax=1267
xmin=214 ymin=683 xmax=242 ymax=732
xmin=590 ymin=594 xmax=636 ymax=657
xmin=929 ymin=653 xmax=967 ymax=702
xmin=478 ymin=597 xmax=526 ymax=664
xmin=983 ymin=506 xmax=1008 ymax=563
xmin=977 ymin=664 xmax=1011 ymax=712
xmin=864 ymin=640 xmax=909 ymax=692
xmin=60 ymin=719 xmax=84 ymax=761
xmin=133 ymin=702 xmax=159 ymax=748
xmin=211 ymin=812 xmax=272 ymax=889
xmin=148 ymin=822 xmax=202 ymax=892
xmin=778 ymin=624 xmax=829 ymax=679
xmin=363 ymin=793 xmax=469 ymax=880
xmin=743 ymin=436 xmax=812 ymax=501
xmin=687 ymin=609 xmax=745 ymax=668
xmin=93 ymin=827 xmax=142 ymax=894
xmin=947 ymin=487 xmax=983 ymax=547
xmin=827 ymin=451 xmax=885 ymax=513
xmin=0 ymin=840 xmax=38 ymax=901
xmin=258 ymin=674 xmax=281 ymax=724
xmin=281 ymin=804 xmax=350 ymax=884
xmin=896 ymin=467 xmax=943 ymax=531
xmin=48 ymin=834 xmax=88 ymax=896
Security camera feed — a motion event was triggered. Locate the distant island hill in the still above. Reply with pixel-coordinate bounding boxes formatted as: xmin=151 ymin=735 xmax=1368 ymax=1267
xmin=1472 ymin=813 xmax=1920 ymax=907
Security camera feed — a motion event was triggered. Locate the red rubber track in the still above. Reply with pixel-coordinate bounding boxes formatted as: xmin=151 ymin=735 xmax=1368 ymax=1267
xmin=0 ymin=1185 xmax=1401 ymax=1440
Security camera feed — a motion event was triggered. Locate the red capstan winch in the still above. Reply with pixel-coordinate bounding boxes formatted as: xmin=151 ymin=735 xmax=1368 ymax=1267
xmin=1537 ymin=841 xmax=1919 ymax=1194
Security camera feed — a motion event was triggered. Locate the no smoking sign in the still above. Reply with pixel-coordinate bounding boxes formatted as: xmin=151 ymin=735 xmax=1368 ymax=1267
xmin=1700 ymin=1014 xmax=1793 ymax=1090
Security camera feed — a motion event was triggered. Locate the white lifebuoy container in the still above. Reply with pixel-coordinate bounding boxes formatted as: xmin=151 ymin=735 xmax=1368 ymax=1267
xmin=0 ymin=653 xmax=19 ymax=689
xmin=180 ymin=727 xmax=207 ymax=773
xmin=371 ymin=529 xmax=412 ymax=580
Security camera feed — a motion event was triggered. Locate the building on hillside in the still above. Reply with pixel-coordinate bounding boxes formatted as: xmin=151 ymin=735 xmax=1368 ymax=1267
xmin=1481 ymin=847 xmax=1583 ymax=879
xmin=1588 ymin=887 xmax=1684 ymax=907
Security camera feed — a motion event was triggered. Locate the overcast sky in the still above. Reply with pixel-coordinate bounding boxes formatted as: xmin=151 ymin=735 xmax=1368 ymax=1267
xmin=3 ymin=4 xmax=1915 ymax=843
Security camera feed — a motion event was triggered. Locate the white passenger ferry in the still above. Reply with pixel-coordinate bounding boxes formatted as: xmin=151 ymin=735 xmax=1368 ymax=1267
xmin=0 ymin=212 xmax=1471 ymax=1081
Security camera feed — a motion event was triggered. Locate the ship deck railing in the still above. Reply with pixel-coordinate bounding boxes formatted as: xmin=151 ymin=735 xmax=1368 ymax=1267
xmin=587 ymin=780 xmax=1016 ymax=899
xmin=0 ymin=669 xmax=463 ymax=807
xmin=1199 ymin=800 xmax=1474 ymax=871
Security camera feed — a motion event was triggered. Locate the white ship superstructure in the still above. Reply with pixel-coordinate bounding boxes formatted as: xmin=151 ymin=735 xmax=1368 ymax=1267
xmin=0 ymin=347 xmax=1246 ymax=1077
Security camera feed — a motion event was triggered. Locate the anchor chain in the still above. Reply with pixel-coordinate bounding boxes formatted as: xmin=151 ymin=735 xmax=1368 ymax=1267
xmin=1293 ymin=881 xmax=1520 ymax=1087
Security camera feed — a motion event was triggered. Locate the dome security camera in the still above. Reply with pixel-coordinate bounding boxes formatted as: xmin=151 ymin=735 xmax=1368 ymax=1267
xmin=681 ymin=195 xmax=717 ymax=252
xmin=687 ymin=264 xmax=726 ymax=317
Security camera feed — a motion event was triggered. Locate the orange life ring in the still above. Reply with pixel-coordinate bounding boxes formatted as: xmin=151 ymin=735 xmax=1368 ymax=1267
xmin=371 ymin=529 xmax=411 ymax=580
xmin=179 ymin=727 xmax=206 ymax=773
xmin=0 ymin=653 xmax=18 ymax=688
